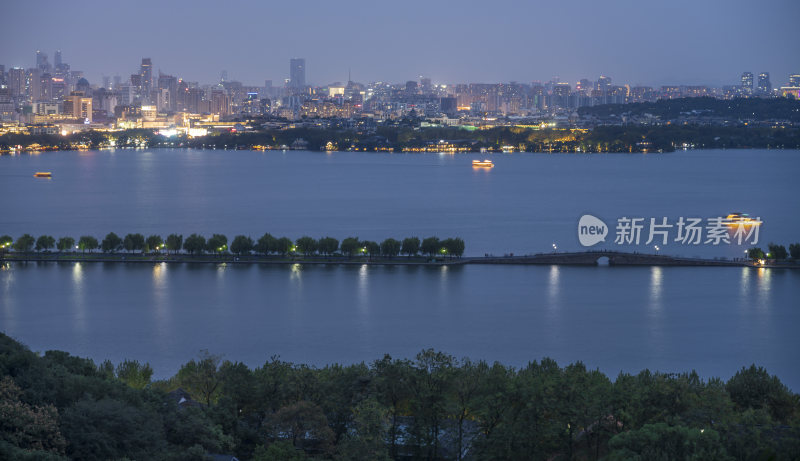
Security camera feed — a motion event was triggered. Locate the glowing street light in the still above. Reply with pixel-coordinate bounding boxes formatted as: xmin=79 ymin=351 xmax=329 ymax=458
xmin=552 ymin=243 xmax=557 ymax=252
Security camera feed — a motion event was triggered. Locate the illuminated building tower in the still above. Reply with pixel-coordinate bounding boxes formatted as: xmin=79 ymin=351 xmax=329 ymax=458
xmin=596 ymin=75 xmax=612 ymax=94
xmin=63 ymin=91 xmax=93 ymax=122
xmin=39 ymin=73 xmax=53 ymax=100
xmin=577 ymin=79 xmax=591 ymax=95
xmin=211 ymin=89 xmax=229 ymax=115
xmin=740 ymin=72 xmax=753 ymax=93
xmin=0 ymin=88 xmax=14 ymax=119
xmin=420 ymin=77 xmax=432 ymax=94
xmin=757 ymin=72 xmax=771 ymax=95
xmin=790 ymin=74 xmax=800 ymax=87
xmin=27 ymin=69 xmax=41 ymax=101
xmin=158 ymin=73 xmax=178 ymax=112
xmin=140 ymin=58 xmax=153 ymax=95
xmin=552 ymin=82 xmax=571 ymax=108
xmin=289 ymin=58 xmax=305 ymax=89
xmin=8 ymin=68 xmax=26 ymax=97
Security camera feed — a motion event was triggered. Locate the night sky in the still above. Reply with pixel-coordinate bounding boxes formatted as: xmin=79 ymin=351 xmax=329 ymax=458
xmin=2 ymin=0 xmax=797 ymax=87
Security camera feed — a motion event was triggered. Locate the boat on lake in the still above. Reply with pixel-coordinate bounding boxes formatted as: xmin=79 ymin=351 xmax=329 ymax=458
xmin=33 ymin=172 xmax=52 ymax=178
xmin=725 ymin=212 xmax=761 ymax=227
xmin=472 ymin=159 xmax=494 ymax=168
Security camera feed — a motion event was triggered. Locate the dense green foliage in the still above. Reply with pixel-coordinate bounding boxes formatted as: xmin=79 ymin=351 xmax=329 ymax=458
xmin=578 ymin=97 xmax=800 ymax=122
xmin=3 ymin=233 xmax=466 ymax=259
xmin=1 ymin=334 xmax=798 ymax=460
xmin=749 ymin=243 xmax=800 ymax=262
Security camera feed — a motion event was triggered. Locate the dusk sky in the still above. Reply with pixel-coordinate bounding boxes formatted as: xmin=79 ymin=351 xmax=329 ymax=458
xmin=2 ymin=0 xmax=797 ymax=87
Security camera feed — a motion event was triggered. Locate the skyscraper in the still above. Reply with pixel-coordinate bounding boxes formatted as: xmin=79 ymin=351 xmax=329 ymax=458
xmin=790 ymin=74 xmax=800 ymax=87
xmin=289 ymin=58 xmax=306 ymax=89
xmin=54 ymin=50 xmax=62 ymax=68
xmin=596 ymin=76 xmax=612 ymax=94
xmin=140 ymin=58 xmax=153 ymax=95
xmin=740 ymin=72 xmax=753 ymax=93
xmin=35 ymin=50 xmax=49 ymax=72
xmin=757 ymin=72 xmax=771 ymax=95
xmin=8 ymin=67 xmax=25 ymax=97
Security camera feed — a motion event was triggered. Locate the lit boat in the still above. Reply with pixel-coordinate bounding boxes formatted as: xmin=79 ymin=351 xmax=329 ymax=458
xmin=472 ymin=159 xmax=494 ymax=168
xmin=724 ymin=212 xmax=761 ymax=227
xmin=33 ymin=172 xmax=52 ymax=178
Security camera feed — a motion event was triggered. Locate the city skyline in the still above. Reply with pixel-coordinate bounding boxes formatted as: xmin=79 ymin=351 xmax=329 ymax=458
xmin=6 ymin=49 xmax=799 ymax=91
xmin=1 ymin=0 xmax=797 ymax=87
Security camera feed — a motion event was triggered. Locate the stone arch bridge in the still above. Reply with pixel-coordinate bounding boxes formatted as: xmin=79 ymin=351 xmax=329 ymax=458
xmin=468 ymin=250 xmax=747 ymax=267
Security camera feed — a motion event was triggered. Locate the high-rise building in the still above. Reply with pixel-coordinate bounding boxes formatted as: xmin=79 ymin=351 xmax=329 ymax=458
xmin=27 ymin=69 xmax=41 ymax=101
xmin=54 ymin=50 xmax=62 ymax=68
xmin=210 ymin=89 xmax=229 ymax=115
xmin=577 ymin=79 xmax=591 ymax=95
xmin=757 ymin=72 xmax=771 ymax=95
xmin=8 ymin=67 xmax=26 ymax=97
xmin=157 ymin=73 xmax=178 ymax=112
xmin=140 ymin=58 xmax=153 ymax=95
xmin=289 ymin=58 xmax=305 ymax=89
xmin=790 ymin=74 xmax=800 ymax=87
xmin=39 ymin=73 xmax=53 ymax=101
xmin=552 ymin=82 xmax=572 ymax=108
xmin=596 ymin=76 xmax=612 ymax=94
xmin=63 ymin=91 xmax=93 ymax=122
xmin=35 ymin=50 xmax=49 ymax=72
xmin=740 ymin=72 xmax=753 ymax=93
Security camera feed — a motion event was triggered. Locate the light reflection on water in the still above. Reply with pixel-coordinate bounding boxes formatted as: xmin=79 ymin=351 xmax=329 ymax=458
xmin=71 ymin=262 xmax=86 ymax=333
xmin=649 ymin=266 xmax=663 ymax=311
xmin=152 ymin=263 xmax=171 ymax=345
xmin=647 ymin=266 xmax=664 ymax=350
xmin=0 ymin=262 xmax=798 ymax=390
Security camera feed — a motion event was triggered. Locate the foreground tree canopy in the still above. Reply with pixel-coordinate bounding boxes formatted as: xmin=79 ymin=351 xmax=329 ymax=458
xmin=0 ymin=334 xmax=798 ymax=460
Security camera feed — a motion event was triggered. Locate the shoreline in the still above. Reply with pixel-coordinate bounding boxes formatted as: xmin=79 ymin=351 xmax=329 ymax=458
xmin=5 ymin=145 xmax=800 ymax=156
xmin=3 ymin=250 xmax=797 ymax=268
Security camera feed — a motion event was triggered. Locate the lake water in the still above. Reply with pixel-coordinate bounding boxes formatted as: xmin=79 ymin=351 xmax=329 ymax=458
xmin=1 ymin=149 xmax=799 ymax=387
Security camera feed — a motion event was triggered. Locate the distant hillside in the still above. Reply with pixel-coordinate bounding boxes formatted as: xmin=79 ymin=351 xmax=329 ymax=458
xmin=578 ymin=97 xmax=800 ymax=122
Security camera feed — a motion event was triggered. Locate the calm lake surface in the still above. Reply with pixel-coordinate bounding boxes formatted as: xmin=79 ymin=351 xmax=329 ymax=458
xmin=1 ymin=149 xmax=799 ymax=387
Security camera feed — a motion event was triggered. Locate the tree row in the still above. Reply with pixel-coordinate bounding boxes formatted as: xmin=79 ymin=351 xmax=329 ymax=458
xmin=0 ymin=233 xmax=466 ymax=258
